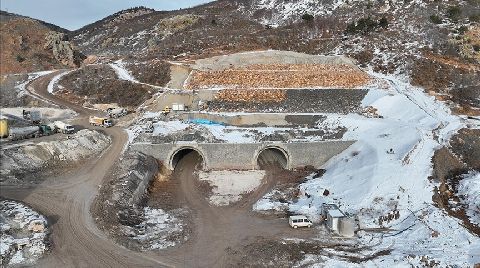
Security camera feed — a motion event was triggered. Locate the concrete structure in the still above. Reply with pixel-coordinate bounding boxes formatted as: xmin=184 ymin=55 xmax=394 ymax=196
xmin=322 ymin=203 xmax=355 ymax=237
xmin=131 ymin=141 xmax=354 ymax=170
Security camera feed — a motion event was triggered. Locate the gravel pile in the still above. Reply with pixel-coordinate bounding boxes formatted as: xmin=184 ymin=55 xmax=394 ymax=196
xmin=187 ymin=64 xmax=370 ymax=89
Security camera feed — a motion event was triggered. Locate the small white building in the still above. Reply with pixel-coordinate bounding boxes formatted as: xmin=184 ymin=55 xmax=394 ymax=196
xmin=322 ymin=203 xmax=355 ymax=237
xmin=323 ymin=203 xmax=344 ymax=232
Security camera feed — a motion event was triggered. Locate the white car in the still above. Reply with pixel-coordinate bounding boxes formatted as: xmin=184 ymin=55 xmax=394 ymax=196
xmin=289 ymin=215 xmax=313 ymax=229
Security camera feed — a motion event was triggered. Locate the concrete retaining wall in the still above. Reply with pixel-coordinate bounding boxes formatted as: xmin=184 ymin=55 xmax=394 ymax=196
xmin=131 ymin=141 xmax=354 ymax=170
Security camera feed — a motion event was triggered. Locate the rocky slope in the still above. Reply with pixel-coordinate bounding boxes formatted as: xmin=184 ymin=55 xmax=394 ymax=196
xmin=64 ymin=0 xmax=479 ymax=114
xmin=0 ymin=11 xmax=84 ymax=74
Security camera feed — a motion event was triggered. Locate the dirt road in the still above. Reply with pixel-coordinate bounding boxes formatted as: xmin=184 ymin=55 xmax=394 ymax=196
xmin=153 ymin=152 xmax=314 ymax=267
xmin=1 ymin=71 xmax=314 ymax=267
xmin=1 ymin=71 xmax=170 ymax=267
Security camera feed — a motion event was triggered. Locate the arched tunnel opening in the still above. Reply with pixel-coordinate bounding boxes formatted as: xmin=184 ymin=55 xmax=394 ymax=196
xmin=171 ymin=148 xmax=204 ymax=170
xmin=257 ymin=147 xmax=288 ymax=170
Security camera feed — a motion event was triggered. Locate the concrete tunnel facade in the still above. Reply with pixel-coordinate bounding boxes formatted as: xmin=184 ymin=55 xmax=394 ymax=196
xmin=131 ymin=141 xmax=355 ymax=171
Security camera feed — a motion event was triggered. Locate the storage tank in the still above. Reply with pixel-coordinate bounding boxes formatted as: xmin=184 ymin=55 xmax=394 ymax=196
xmin=0 ymin=119 xmax=9 ymax=138
xmin=9 ymin=126 xmax=40 ymax=138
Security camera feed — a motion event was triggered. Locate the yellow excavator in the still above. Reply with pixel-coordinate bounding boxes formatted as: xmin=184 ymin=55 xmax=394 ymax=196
xmin=162 ymin=106 xmax=172 ymax=115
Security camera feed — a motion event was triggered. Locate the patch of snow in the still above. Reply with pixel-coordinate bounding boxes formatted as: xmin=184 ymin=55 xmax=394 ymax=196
xmin=109 ymin=60 xmax=139 ymax=82
xmin=457 ymin=171 xmax=480 ymax=226
xmin=47 ymin=70 xmax=75 ymax=94
xmin=129 ymin=207 xmax=186 ymax=250
xmin=199 ymin=170 xmax=265 ymax=206
xmin=253 ymin=190 xmax=289 ymax=212
xmin=109 ymin=60 xmax=164 ymax=89
xmin=0 ymin=107 xmax=77 ymax=122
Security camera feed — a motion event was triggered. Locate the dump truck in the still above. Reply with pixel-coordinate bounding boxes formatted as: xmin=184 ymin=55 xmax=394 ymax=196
xmin=106 ymin=107 xmax=128 ymax=118
xmin=54 ymin=121 xmax=75 ymax=134
xmin=22 ymin=110 xmax=41 ymax=124
xmin=89 ymin=116 xmax=113 ymax=128
xmin=8 ymin=125 xmax=53 ymax=140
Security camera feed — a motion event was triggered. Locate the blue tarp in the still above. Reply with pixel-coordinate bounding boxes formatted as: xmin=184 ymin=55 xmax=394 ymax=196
xmin=188 ymin=119 xmax=224 ymax=126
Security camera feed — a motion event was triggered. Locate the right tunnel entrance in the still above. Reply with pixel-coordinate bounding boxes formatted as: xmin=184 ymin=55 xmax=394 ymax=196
xmin=256 ymin=147 xmax=289 ymax=170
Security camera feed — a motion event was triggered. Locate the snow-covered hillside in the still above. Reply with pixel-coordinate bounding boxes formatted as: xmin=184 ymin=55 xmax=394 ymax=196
xmin=254 ymin=72 xmax=480 ymax=266
xmin=248 ymin=0 xmax=430 ymax=26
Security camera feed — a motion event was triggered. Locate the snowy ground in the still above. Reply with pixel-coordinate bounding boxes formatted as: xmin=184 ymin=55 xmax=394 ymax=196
xmin=0 ymin=200 xmax=49 ymax=267
xmin=199 ymin=170 xmax=265 ymax=206
xmin=47 ymin=70 xmax=75 ymax=94
xmin=1 ymin=129 xmax=111 ymax=183
xmin=128 ymin=117 xmax=340 ymax=145
xmin=254 ymin=72 xmax=480 ymax=266
xmin=12 ymin=71 xmax=57 ymax=106
xmin=0 ymin=107 xmax=77 ymax=123
xmin=457 ymin=171 xmax=480 ymax=227
xmin=109 ymin=60 xmax=163 ymax=89
xmin=124 ymin=207 xmax=188 ymax=250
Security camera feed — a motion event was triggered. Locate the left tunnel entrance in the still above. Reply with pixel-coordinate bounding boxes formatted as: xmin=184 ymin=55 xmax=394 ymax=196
xmin=170 ymin=148 xmax=204 ymax=170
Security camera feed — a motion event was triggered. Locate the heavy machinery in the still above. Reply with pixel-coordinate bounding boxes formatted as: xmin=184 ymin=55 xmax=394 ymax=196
xmin=22 ymin=110 xmax=41 ymax=124
xmin=89 ymin=116 xmax=113 ymax=128
xmin=8 ymin=125 xmax=53 ymax=141
xmin=54 ymin=121 xmax=75 ymax=134
xmin=162 ymin=106 xmax=172 ymax=115
xmin=106 ymin=107 xmax=128 ymax=118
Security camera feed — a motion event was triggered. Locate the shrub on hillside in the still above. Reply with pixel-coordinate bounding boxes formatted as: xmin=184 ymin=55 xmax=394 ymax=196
xmin=345 ymin=17 xmax=388 ymax=34
xmin=430 ymin=14 xmax=443 ymax=24
xmin=430 ymin=15 xmax=443 ymax=24
xmin=447 ymin=6 xmax=462 ymax=22
xmin=469 ymin=13 xmax=480 ymax=22
xmin=301 ymin=13 xmax=314 ymax=22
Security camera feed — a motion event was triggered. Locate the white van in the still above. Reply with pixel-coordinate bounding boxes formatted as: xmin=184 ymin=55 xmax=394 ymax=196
xmin=289 ymin=215 xmax=313 ymax=229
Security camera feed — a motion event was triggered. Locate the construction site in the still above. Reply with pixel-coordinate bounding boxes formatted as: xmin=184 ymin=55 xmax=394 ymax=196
xmin=1 ymin=49 xmax=479 ymax=267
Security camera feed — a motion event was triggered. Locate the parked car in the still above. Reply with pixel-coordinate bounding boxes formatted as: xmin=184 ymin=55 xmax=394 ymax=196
xmin=289 ymin=215 xmax=313 ymax=229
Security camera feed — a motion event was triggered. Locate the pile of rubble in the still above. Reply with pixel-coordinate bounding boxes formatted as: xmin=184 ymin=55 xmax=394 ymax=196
xmin=0 ymin=199 xmax=49 ymax=267
xmin=187 ymin=64 xmax=370 ymax=89
xmin=92 ymin=152 xmax=189 ymax=251
xmin=215 ymin=89 xmax=286 ymax=103
xmin=1 ymin=129 xmax=111 ymax=184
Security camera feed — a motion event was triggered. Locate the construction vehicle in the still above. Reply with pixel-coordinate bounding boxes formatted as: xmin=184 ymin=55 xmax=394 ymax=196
xmin=89 ymin=116 xmax=113 ymax=128
xmin=106 ymin=107 xmax=128 ymax=118
xmin=0 ymin=118 xmax=8 ymax=138
xmin=8 ymin=125 xmax=53 ymax=141
xmin=54 ymin=121 xmax=75 ymax=134
xmin=22 ymin=110 xmax=41 ymax=124
xmin=162 ymin=106 xmax=172 ymax=115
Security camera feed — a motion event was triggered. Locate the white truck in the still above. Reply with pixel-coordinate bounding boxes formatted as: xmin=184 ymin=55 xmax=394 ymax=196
xmin=54 ymin=121 xmax=75 ymax=134
xmin=106 ymin=107 xmax=127 ymax=118
xmin=89 ymin=116 xmax=113 ymax=128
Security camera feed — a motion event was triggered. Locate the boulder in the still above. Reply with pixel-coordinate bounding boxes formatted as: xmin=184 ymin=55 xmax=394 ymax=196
xmin=44 ymin=31 xmax=85 ymax=67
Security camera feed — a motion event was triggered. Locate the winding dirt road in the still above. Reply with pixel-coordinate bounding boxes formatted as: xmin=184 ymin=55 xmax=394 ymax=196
xmin=1 ymin=72 xmax=169 ymax=267
xmin=1 ymin=71 xmax=314 ymax=267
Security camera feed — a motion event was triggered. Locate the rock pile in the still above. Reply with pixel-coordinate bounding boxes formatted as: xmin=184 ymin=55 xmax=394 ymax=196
xmin=44 ymin=31 xmax=85 ymax=67
xmin=187 ymin=64 xmax=370 ymax=89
